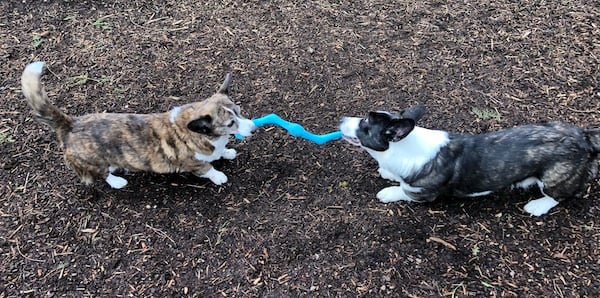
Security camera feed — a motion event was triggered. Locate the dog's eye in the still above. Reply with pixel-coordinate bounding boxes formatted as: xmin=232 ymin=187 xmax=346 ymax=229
xmin=359 ymin=119 xmax=369 ymax=131
xmin=227 ymin=120 xmax=235 ymax=127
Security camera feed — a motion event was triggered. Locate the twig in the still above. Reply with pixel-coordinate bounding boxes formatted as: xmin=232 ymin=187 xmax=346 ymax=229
xmin=22 ymin=173 xmax=30 ymax=193
xmin=427 ymin=236 xmax=457 ymax=250
xmin=16 ymin=239 xmax=45 ymax=262
xmin=145 ymin=224 xmax=176 ymax=245
xmin=566 ymin=106 xmax=599 ymax=113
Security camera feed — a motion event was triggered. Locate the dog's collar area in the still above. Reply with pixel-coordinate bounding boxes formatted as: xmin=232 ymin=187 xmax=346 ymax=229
xmin=169 ymin=106 xmax=182 ymax=124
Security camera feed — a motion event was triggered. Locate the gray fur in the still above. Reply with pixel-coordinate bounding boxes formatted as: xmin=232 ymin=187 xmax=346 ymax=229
xmin=341 ymin=105 xmax=600 ymax=216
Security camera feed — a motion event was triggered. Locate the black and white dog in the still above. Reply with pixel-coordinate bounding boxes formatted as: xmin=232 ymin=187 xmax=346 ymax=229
xmin=340 ymin=105 xmax=600 ymax=216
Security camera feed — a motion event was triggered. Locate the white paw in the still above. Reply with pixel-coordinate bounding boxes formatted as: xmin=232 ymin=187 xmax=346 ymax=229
xmin=209 ymin=171 xmax=228 ymax=185
xmin=221 ymin=148 xmax=237 ymax=160
xmin=376 ymin=186 xmax=415 ymax=203
xmin=523 ymin=196 xmax=559 ymax=216
xmin=106 ymin=173 xmax=128 ymax=189
xmin=201 ymin=168 xmax=228 ymax=185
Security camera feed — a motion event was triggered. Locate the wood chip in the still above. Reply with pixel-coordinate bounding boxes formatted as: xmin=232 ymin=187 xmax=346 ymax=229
xmin=427 ymin=237 xmax=457 ymax=250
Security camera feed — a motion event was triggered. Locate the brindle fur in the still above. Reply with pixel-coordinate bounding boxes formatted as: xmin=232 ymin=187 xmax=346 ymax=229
xmin=21 ymin=61 xmax=253 ymax=187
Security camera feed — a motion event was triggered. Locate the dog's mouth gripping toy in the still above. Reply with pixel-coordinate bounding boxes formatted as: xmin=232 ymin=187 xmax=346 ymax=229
xmin=235 ymin=113 xmax=342 ymax=145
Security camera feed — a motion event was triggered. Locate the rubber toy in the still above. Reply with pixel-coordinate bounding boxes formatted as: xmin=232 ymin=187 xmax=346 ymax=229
xmin=235 ymin=113 xmax=342 ymax=145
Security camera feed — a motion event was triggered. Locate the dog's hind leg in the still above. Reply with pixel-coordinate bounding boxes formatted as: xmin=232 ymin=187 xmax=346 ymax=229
xmin=523 ymin=195 xmax=559 ymax=216
xmin=524 ymin=162 xmax=589 ymax=216
xmin=104 ymin=166 xmax=128 ymax=189
xmin=65 ymin=155 xmax=99 ymax=186
xmin=106 ymin=174 xmax=128 ymax=189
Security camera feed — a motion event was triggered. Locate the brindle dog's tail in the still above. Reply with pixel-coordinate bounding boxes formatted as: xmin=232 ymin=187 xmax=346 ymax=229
xmin=21 ymin=62 xmax=72 ymax=144
xmin=585 ymin=128 xmax=600 ymax=153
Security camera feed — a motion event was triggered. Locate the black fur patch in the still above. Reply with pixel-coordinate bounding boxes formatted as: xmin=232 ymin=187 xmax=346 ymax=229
xmin=187 ymin=115 xmax=214 ymax=135
xmin=356 ymin=112 xmax=415 ymax=151
xmin=399 ymin=122 xmax=598 ymax=202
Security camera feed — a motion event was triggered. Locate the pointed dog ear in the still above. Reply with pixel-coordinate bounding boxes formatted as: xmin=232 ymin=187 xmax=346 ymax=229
xmin=385 ymin=118 xmax=415 ymax=142
xmin=368 ymin=111 xmax=391 ymax=123
xmin=399 ymin=104 xmax=426 ymax=122
xmin=187 ymin=115 xmax=213 ymax=134
xmin=217 ymin=73 xmax=231 ymax=95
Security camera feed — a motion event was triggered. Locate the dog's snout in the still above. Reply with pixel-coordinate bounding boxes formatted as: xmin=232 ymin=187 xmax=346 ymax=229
xmin=236 ymin=117 xmax=256 ymax=137
xmin=340 ymin=117 xmax=358 ymax=129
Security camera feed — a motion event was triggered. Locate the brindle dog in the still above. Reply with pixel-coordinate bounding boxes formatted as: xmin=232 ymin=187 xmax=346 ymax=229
xmin=21 ymin=62 xmax=255 ymax=189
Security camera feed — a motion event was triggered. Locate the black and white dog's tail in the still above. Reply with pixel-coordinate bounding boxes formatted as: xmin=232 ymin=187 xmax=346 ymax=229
xmin=585 ymin=129 xmax=600 ymax=153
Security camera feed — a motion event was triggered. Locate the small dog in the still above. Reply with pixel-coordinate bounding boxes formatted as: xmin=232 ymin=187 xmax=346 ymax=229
xmin=21 ymin=61 xmax=256 ymax=189
xmin=340 ymin=105 xmax=600 ymax=216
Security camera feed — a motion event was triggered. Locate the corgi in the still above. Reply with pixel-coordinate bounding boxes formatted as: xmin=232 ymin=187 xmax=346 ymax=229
xmin=340 ymin=105 xmax=600 ymax=216
xmin=21 ymin=61 xmax=256 ymax=189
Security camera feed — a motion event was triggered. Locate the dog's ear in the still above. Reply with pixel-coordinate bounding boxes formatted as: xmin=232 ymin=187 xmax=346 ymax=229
xmin=217 ymin=73 xmax=231 ymax=95
xmin=385 ymin=118 xmax=415 ymax=142
xmin=368 ymin=111 xmax=392 ymax=123
xmin=187 ymin=115 xmax=214 ymax=134
xmin=399 ymin=104 xmax=426 ymax=122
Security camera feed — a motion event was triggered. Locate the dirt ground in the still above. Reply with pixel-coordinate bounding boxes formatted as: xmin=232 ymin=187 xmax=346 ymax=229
xmin=1 ymin=0 xmax=599 ymax=297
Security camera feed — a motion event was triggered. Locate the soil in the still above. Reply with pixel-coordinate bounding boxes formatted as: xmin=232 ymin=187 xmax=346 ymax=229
xmin=1 ymin=1 xmax=599 ymax=297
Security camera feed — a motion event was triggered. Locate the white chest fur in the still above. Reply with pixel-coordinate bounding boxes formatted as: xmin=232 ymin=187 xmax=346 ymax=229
xmin=367 ymin=127 xmax=449 ymax=181
xmin=194 ymin=136 xmax=229 ymax=162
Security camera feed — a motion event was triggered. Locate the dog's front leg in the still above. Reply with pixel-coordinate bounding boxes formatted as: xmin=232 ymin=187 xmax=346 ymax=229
xmin=377 ymin=181 xmax=424 ymax=203
xmin=194 ymin=164 xmax=228 ymax=185
xmin=221 ymin=148 xmax=237 ymax=160
xmin=378 ymin=167 xmax=402 ymax=182
xmin=377 ymin=186 xmax=416 ymax=203
xmin=195 ymin=148 xmax=236 ymax=161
